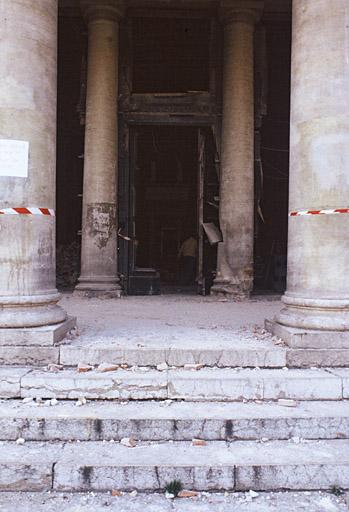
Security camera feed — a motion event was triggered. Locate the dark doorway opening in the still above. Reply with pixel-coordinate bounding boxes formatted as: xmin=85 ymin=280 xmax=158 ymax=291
xmin=124 ymin=124 xmax=219 ymax=296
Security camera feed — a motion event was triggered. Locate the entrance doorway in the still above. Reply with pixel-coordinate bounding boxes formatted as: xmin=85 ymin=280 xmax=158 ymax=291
xmin=121 ymin=125 xmax=219 ymax=295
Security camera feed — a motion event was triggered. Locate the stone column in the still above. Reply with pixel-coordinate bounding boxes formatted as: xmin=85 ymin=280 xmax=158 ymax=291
xmin=212 ymin=0 xmax=263 ymax=298
xmin=268 ymin=0 xmax=349 ymax=347
xmin=75 ymin=0 xmax=123 ymax=297
xmin=0 ymin=0 xmax=69 ymax=329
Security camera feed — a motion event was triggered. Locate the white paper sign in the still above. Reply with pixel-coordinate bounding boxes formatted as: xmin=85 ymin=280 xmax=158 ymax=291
xmin=0 ymin=139 xmax=29 ymax=178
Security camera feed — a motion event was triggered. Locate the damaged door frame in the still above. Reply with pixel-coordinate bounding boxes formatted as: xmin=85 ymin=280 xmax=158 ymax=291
xmin=118 ymin=113 xmax=220 ymax=295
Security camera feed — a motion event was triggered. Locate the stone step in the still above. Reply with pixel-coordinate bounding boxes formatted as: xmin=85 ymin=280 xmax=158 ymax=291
xmin=1 ymin=490 xmax=348 ymax=511
xmin=2 ymin=399 xmax=349 ymax=442
xmin=3 ymin=334 xmax=349 ymax=369
xmin=5 ymin=367 xmax=346 ymax=401
xmin=2 ymin=439 xmax=349 ymax=492
xmin=59 ymin=335 xmax=287 ymax=369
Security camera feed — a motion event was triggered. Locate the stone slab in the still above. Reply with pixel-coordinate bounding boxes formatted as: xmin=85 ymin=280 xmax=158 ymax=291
xmin=327 ymin=369 xmax=349 ymax=398
xmin=0 ymin=316 xmax=76 ymax=346
xmin=262 ymin=369 xmax=342 ymax=400
xmin=0 ymin=441 xmax=62 ymax=491
xmin=60 ymin=336 xmax=286 ymax=369
xmin=0 ymin=346 xmax=59 ymax=366
xmin=2 ymin=491 xmax=348 ymax=512
xmin=286 ymin=348 xmax=349 ymax=368
xmin=0 ymin=367 xmax=31 ymax=398
xmin=52 ymin=440 xmax=349 ymax=491
xmin=2 ymin=440 xmax=349 ymax=493
xmin=168 ymin=369 xmax=264 ymax=401
xmin=266 ymin=320 xmax=349 ymax=349
xmin=21 ymin=369 xmax=168 ymax=400
xmin=168 ymin=368 xmax=342 ymax=401
xmin=1 ymin=400 xmax=349 ymax=441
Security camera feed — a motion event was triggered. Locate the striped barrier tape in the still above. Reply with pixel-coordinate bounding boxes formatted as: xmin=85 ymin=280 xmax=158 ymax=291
xmin=289 ymin=208 xmax=349 ymax=217
xmin=0 ymin=207 xmax=55 ymax=216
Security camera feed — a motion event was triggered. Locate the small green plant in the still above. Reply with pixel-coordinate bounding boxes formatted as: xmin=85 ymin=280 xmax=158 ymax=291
xmin=164 ymin=479 xmax=183 ymax=497
xmin=330 ymin=485 xmax=344 ymax=496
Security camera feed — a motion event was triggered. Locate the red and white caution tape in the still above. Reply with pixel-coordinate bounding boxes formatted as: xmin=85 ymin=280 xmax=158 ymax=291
xmin=0 ymin=207 xmax=55 ymax=216
xmin=289 ymin=208 xmax=349 ymax=217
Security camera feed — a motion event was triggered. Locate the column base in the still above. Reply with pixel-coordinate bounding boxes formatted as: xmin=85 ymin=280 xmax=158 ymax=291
xmin=0 ymin=293 xmax=67 ymax=328
xmin=266 ymin=319 xmax=349 ymax=349
xmin=74 ymin=276 xmax=122 ymax=298
xmin=211 ymin=278 xmax=251 ymax=299
xmin=0 ymin=316 xmax=76 ymax=347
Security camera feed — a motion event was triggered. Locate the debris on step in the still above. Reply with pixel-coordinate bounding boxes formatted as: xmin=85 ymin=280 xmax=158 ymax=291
xmin=192 ymin=438 xmax=207 ymax=447
xmin=76 ymin=397 xmax=87 ymax=407
xmin=111 ymin=490 xmax=123 ymax=497
xmin=156 ymin=362 xmax=168 ymax=371
xmin=97 ymin=363 xmax=119 ymax=373
xmin=47 ymin=363 xmax=63 ymax=372
xmin=184 ymin=364 xmax=204 ymax=371
xmin=120 ymin=437 xmax=137 ymax=448
xmin=278 ymin=398 xmax=298 ymax=407
xmin=129 ymin=491 xmax=137 ymax=497
xmin=22 ymin=397 xmax=33 ymax=404
xmin=165 ymin=493 xmax=175 ymax=500
xmin=77 ymin=363 xmax=93 ymax=373
xmin=16 ymin=438 xmax=25 ymax=445
xmin=178 ymin=490 xmax=199 ymax=498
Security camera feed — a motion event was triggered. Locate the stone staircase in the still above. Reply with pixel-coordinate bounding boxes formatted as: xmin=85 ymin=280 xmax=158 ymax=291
xmin=1 ymin=335 xmax=349 ymax=496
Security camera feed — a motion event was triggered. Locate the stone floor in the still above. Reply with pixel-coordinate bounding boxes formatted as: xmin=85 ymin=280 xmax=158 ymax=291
xmin=0 ymin=491 xmax=348 ymax=512
xmin=60 ymin=292 xmax=281 ymax=343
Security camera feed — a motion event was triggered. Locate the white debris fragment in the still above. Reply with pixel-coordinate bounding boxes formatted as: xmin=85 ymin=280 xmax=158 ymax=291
xmin=22 ymin=397 xmax=33 ymax=404
xmin=76 ymin=397 xmax=87 ymax=407
xmin=97 ymin=363 xmax=119 ymax=373
xmin=278 ymin=398 xmax=298 ymax=407
xmin=184 ymin=363 xmax=204 ymax=371
xmin=156 ymin=362 xmax=168 ymax=371
xmin=77 ymin=362 xmax=93 ymax=373
xmin=291 ymin=436 xmax=300 ymax=444
xmin=165 ymin=493 xmax=175 ymax=500
xmin=120 ymin=437 xmax=137 ymax=448
xmin=129 ymin=490 xmax=138 ymax=497
xmin=249 ymin=490 xmax=259 ymax=498
xmin=47 ymin=363 xmax=63 ymax=372
xmin=160 ymin=399 xmax=173 ymax=407
xmin=50 ymin=398 xmax=59 ymax=406
xmin=16 ymin=438 xmax=25 ymax=445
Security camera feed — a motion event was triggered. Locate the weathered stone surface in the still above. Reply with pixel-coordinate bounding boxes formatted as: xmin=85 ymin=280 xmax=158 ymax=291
xmin=286 ymin=348 xmax=349 ymax=368
xmin=262 ymin=369 xmax=341 ymax=400
xmin=0 ymin=317 xmax=76 ymax=346
xmin=168 ymin=368 xmax=342 ymax=401
xmin=52 ymin=440 xmax=349 ymax=491
xmin=21 ymin=369 xmax=167 ymax=400
xmin=0 ymin=367 xmax=31 ymax=398
xmin=328 ymin=369 xmax=349 ymax=398
xmin=60 ymin=335 xmax=286 ymax=369
xmin=0 ymin=491 xmax=348 ymax=512
xmin=266 ymin=321 xmax=349 ymax=349
xmin=0 ymin=346 xmax=59 ymax=366
xmin=0 ymin=441 xmax=62 ymax=491
xmin=168 ymin=369 xmax=264 ymax=401
xmin=1 ymin=400 xmax=349 ymax=442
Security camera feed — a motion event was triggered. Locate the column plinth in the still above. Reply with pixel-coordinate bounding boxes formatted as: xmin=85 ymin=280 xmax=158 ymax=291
xmin=211 ymin=0 xmax=263 ymax=299
xmin=75 ymin=0 xmax=124 ymax=298
xmin=267 ymin=0 xmax=349 ymax=348
xmin=0 ymin=0 xmax=68 ymax=329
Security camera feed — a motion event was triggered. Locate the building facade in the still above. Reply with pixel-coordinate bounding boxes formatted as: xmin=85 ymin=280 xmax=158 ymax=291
xmin=0 ymin=0 xmax=348 ymax=349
